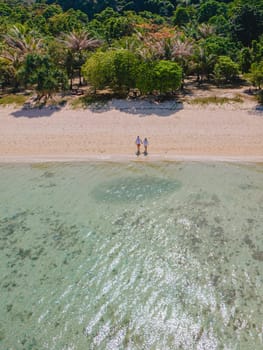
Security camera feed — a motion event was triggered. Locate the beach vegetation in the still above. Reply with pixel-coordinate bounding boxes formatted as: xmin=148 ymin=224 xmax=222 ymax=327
xmin=0 ymin=94 xmax=27 ymax=106
xmin=111 ymin=49 xmax=138 ymax=92
xmin=82 ymin=51 xmax=114 ymax=92
xmin=239 ymin=47 xmax=252 ymax=74
xmin=83 ymin=52 xmax=182 ymax=95
xmin=71 ymin=92 xmax=126 ymax=109
xmin=214 ymin=56 xmax=240 ymax=83
xmin=208 ymin=15 xmax=231 ymax=36
xmin=0 ymin=57 xmax=15 ymax=90
xmin=136 ymin=62 xmax=156 ymax=94
xmin=136 ymin=60 xmax=182 ymax=94
xmin=188 ymin=95 xmax=243 ymax=105
xmin=245 ymin=61 xmax=263 ymax=90
xmin=256 ymin=90 xmax=263 ymax=105
xmin=82 ymin=49 xmax=139 ymax=93
xmin=0 ymin=0 xmax=262 ymax=101
xmin=151 ymin=60 xmax=182 ymax=94
xmin=172 ymin=6 xmax=191 ymax=27
xmin=230 ymin=0 xmax=263 ymax=46
xmin=197 ymin=0 xmax=227 ymax=24
xmin=47 ymin=9 xmax=89 ymax=36
xmin=251 ymin=40 xmax=263 ymax=64
xmin=58 ymin=30 xmax=102 ymax=87
xmin=201 ymin=35 xmax=238 ymax=59
xmin=193 ymin=46 xmax=216 ymax=82
xmin=93 ymin=8 xmax=135 ymax=44
xmin=20 ymin=53 xmax=68 ymax=101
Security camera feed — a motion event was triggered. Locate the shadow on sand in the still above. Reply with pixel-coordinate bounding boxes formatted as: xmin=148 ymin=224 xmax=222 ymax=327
xmin=10 ymin=98 xmax=183 ymax=118
xmin=87 ymin=98 xmax=183 ymax=117
xmin=11 ymin=104 xmax=63 ymax=118
xmin=248 ymin=105 xmax=263 ymax=116
xmin=135 ymin=151 xmax=148 ymax=157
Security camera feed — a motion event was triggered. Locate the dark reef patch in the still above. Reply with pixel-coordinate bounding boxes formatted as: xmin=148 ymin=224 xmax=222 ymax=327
xmin=92 ymin=176 xmax=181 ymax=203
xmin=252 ymin=251 xmax=263 ymax=261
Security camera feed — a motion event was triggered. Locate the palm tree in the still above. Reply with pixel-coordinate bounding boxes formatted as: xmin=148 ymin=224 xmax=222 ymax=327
xmin=59 ymin=30 xmax=102 ymax=87
xmin=182 ymin=21 xmax=200 ymax=40
xmin=135 ymin=29 xmax=177 ymax=61
xmin=193 ymin=46 xmax=217 ymax=82
xmin=1 ymin=25 xmax=44 ymax=89
xmin=2 ymin=25 xmax=43 ymax=64
xmin=171 ymin=38 xmax=194 ymax=59
xmin=198 ymin=24 xmax=215 ymax=39
xmin=171 ymin=38 xmax=193 ymax=76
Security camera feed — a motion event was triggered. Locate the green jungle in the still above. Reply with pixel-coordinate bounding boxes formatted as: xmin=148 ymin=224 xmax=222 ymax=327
xmin=0 ymin=0 xmax=263 ymax=104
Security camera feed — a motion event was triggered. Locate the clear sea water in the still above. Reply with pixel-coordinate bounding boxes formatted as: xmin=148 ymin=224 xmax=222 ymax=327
xmin=0 ymin=162 xmax=262 ymax=350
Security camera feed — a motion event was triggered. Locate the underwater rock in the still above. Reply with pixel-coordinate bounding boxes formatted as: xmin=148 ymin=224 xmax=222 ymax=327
xmin=223 ymin=288 xmax=236 ymax=305
xmin=41 ymin=171 xmax=55 ymax=178
xmin=0 ymin=327 xmax=5 ymax=341
xmin=243 ymin=235 xmax=255 ymax=249
xmin=194 ymin=216 xmax=208 ymax=228
xmin=214 ymin=216 xmax=222 ymax=224
xmin=17 ymin=248 xmax=31 ymax=259
xmin=252 ymin=251 xmax=263 ymax=261
xmin=6 ymin=304 xmax=13 ymax=313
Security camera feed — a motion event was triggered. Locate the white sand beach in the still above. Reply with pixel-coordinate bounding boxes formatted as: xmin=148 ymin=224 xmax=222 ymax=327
xmin=0 ymin=99 xmax=262 ymax=162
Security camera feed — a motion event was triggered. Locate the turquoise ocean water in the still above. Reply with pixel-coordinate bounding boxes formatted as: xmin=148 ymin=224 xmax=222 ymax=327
xmin=0 ymin=162 xmax=262 ymax=350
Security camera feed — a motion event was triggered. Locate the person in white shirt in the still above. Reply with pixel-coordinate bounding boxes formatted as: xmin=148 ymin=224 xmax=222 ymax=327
xmin=143 ymin=137 xmax=149 ymax=155
xmin=135 ymin=136 xmax=142 ymax=154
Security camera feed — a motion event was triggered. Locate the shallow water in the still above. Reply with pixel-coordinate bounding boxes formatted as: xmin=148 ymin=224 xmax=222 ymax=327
xmin=0 ymin=162 xmax=262 ymax=350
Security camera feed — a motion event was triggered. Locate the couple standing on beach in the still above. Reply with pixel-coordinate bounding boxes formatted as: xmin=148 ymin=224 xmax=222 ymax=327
xmin=135 ymin=136 xmax=149 ymax=155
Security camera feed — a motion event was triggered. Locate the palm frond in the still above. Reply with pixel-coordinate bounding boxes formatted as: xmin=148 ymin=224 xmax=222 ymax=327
xmin=59 ymin=31 xmax=102 ymax=52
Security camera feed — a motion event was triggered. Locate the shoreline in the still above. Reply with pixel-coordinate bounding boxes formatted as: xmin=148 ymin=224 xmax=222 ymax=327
xmin=0 ymin=154 xmax=263 ymax=164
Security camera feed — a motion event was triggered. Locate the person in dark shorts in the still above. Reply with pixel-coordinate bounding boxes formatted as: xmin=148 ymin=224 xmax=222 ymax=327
xmin=135 ymin=136 xmax=142 ymax=155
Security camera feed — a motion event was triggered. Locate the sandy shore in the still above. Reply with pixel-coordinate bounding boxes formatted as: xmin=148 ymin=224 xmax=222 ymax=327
xmin=0 ymin=99 xmax=262 ymax=162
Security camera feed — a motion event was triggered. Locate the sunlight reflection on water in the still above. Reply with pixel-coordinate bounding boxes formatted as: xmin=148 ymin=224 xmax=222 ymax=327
xmin=0 ymin=162 xmax=262 ymax=349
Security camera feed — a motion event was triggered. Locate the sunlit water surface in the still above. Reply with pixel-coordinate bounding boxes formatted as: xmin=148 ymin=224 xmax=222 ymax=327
xmin=0 ymin=162 xmax=262 ymax=350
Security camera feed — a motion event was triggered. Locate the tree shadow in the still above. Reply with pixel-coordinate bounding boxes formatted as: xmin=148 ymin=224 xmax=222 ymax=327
xmin=11 ymin=104 xmax=63 ymax=118
xmin=87 ymin=98 xmax=184 ymax=117
xmin=248 ymin=105 xmax=263 ymax=116
xmin=243 ymin=87 xmax=259 ymax=96
xmin=183 ymin=80 xmax=213 ymax=94
xmin=215 ymin=79 xmax=250 ymax=90
xmin=184 ymin=78 xmax=250 ymax=95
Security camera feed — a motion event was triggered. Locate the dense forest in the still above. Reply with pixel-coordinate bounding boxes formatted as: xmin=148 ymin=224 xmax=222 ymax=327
xmin=0 ymin=0 xmax=262 ymax=100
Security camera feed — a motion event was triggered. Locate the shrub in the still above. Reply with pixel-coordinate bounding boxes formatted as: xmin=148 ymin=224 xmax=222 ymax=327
xmin=214 ymin=56 xmax=239 ymax=83
xmin=82 ymin=49 xmax=138 ymax=92
xmin=257 ymin=90 xmax=263 ymax=104
xmin=137 ymin=60 xmax=182 ymax=95
xmin=245 ymin=61 xmax=263 ymax=89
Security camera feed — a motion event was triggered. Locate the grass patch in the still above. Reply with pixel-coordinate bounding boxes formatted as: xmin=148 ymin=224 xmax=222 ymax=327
xmin=71 ymin=94 xmax=110 ymax=109
xmin=0 ymin=94 xmax=28 ymax=106
xmin=188 ymin=95 xmax=243 ymax=105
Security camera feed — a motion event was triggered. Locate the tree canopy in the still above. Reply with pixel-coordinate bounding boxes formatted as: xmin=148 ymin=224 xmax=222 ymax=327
xmin=0 ymin=0 xmax=262 ymax=97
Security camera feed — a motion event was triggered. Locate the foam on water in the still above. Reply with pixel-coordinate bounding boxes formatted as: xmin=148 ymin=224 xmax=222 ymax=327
xmin=0 ymin=162 xmax=262 ymax=349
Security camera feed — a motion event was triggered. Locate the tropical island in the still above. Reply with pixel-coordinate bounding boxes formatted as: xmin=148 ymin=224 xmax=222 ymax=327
xmin=0 ymin=0 xmax=262 ymax=161
xmin=1 ymin=3 xmax=263 ymax=350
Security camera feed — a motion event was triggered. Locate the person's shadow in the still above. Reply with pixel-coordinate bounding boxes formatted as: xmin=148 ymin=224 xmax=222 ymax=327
xmin=135 ymin=150 xmax=148 ymax=156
